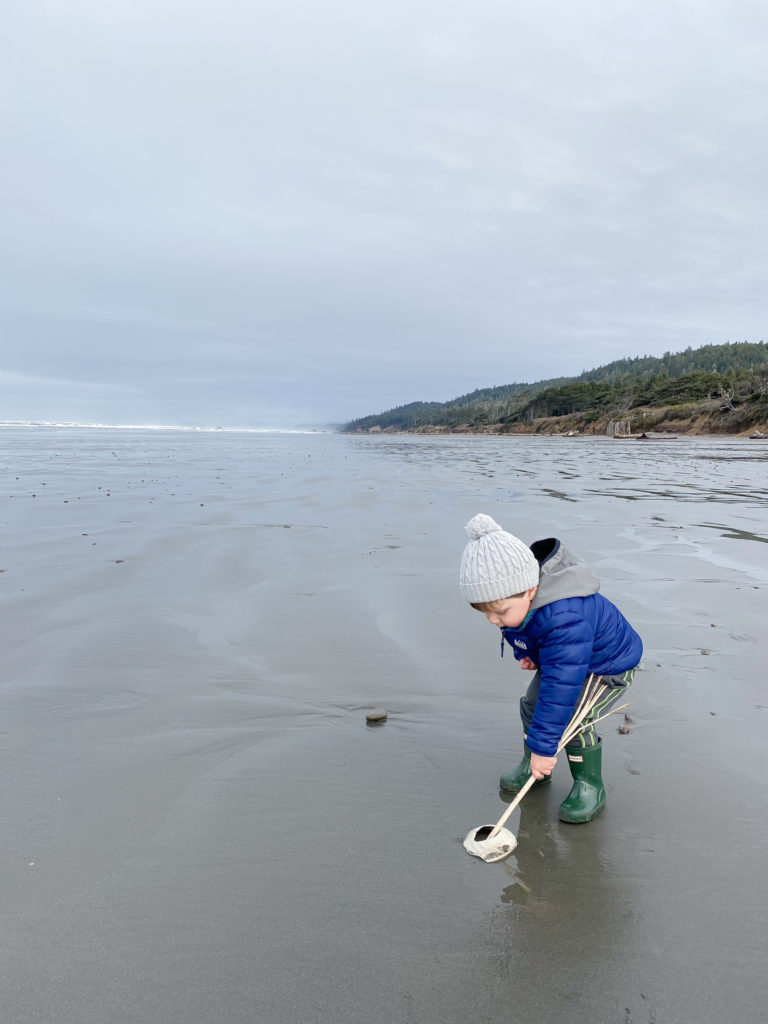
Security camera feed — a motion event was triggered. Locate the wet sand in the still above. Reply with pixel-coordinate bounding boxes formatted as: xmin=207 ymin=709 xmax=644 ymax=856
xmin=1 ymin=427 xmax=767 ymax=1023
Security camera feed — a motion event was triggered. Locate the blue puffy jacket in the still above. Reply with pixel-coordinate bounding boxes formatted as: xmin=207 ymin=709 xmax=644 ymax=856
xmin=501 ymin=538 xmax=643 ymax=756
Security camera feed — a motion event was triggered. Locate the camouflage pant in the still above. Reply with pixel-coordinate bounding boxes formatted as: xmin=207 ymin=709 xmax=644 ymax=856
xmin=520 ymin=668 xmax=635 ymax=749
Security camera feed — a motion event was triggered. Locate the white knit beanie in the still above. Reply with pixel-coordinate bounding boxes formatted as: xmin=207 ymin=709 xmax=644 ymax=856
xmin=459 ymin=513 xmax=540 ymax=603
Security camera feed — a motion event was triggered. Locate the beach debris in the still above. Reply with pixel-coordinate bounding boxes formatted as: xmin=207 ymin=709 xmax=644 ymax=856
xmin=463 ymin=825 xmax=517 ymax=862
xmin=365 ymin=708 xmax=387 ymax=724
xmin=618 ymin=724 xmax=630 ymax=734
xmin=624 ymin=713 xmax=634 ymax=724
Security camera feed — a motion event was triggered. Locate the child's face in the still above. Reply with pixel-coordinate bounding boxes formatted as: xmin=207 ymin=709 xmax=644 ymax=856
xmin=482 ymin=588 xmax=538 ymax=629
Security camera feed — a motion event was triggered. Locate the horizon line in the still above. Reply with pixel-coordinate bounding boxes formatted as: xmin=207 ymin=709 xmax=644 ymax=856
xmin=0 ymin=420 xmax=336 ymax=434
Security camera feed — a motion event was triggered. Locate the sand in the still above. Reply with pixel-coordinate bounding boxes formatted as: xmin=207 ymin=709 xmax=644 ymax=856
xmin=1 ymin=426 xmax=767 ymax=1023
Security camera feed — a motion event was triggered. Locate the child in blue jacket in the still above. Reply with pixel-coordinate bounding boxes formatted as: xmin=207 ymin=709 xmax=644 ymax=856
xmin=460 ymin=513 xmax=643 ymax=823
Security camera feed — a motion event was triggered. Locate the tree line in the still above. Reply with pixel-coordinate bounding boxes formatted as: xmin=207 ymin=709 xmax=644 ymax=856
xmin=342 ymin=341 xmax=768 ymax=432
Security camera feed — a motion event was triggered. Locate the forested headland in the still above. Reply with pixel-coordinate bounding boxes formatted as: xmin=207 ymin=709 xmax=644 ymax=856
xmin=341 ymin=341 xmax=768 ymax=437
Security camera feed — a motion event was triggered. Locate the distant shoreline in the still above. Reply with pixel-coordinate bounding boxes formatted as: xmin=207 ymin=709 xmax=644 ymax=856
xmin=342 ymin=425 xmax=767 ymax=440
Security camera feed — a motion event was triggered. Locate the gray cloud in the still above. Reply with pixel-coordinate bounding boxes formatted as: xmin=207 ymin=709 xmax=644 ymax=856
xmin=1 ymin=0 xmax=767 ymax=426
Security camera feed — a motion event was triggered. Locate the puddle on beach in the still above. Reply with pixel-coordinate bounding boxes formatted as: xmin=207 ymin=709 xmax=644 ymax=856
xmin=540 ymin=487 xmax=578 ymax=502
xmin=696 ymin=522 xmax=768 ymax=544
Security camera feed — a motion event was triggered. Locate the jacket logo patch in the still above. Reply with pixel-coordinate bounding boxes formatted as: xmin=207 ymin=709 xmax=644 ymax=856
xmin=513 ymin=639 xmax=527 ymax=650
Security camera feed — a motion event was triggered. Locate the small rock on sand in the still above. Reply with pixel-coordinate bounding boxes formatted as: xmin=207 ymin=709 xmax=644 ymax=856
xmin=365 ymin=708 xmax=387 ymax=724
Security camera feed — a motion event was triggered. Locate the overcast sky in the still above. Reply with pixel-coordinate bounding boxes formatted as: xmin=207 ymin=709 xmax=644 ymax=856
xmin=2 ymin=0 xmax=767 ymax=428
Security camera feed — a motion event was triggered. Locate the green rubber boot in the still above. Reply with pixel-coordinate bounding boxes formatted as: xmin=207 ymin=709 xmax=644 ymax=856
xmin=499 ymin=744 xmax=552 ymax=793
xmin=559 ymin=739 xmax=606 ymax=823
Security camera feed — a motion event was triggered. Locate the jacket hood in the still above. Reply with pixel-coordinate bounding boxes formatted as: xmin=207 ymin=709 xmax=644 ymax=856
xmin=529 ymin=538 xmax=600 ymax=609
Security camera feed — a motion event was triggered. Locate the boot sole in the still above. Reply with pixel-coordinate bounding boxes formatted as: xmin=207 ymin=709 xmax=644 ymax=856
xmin=558 ymin=800 xmax=606 ymax=824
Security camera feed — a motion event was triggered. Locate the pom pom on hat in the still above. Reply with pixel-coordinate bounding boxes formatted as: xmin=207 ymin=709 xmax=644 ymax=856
xmin=465 ymin=513 xmax=503 ymax=540
xmin=460 ymin=513 xmax=539 ymax=603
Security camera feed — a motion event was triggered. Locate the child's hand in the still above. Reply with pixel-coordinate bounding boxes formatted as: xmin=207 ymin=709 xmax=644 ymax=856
xmin=519 ymin=657 xmax=538 ymax=670
xmin=530 ymin=753 xmax=557 ymax=780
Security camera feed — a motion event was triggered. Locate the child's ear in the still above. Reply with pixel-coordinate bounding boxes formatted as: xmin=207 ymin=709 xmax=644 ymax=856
xmin=527 ymin=585 xmax=538 ymax=599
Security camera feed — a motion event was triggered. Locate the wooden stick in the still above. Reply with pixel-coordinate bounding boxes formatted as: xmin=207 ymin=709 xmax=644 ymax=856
xmin=486 ymin=774 xmax=537 ymax=838
xmin=569 ymin=671 xmax=598 ymax=729
xmin=487 ymin=690 xmax=598 ymax=840
xmin=568 ymin=673 xmax=598 ymax=726
xmin=486 ymin=682 xmax=629 ymax=841
xmin=588 ymin=701 xmax=630 ymax=725
xmin=559 ymin=685 xmax=607 ymax=747
xmin=559 ymin=693 xmax=605 ymax=746
xmin=559 ymin=699 xmax=631 ymax=748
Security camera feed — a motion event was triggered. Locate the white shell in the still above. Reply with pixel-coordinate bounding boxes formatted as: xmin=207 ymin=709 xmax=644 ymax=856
xmin=463 ymin=825 xmax=518 ymax=863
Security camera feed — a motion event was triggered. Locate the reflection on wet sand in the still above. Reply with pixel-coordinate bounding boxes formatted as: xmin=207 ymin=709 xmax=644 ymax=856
xmin=1 ymin=428 xmax=767 ymax=1024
